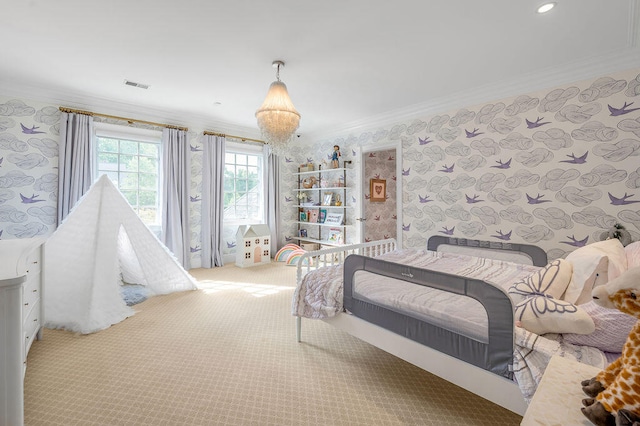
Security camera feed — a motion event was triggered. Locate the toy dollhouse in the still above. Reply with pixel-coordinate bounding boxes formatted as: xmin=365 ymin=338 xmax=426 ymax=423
xmin=235 ymin=224 xmax=271 ymax=267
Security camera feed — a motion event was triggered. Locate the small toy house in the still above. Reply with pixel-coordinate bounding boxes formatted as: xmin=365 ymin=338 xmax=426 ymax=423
xmin=235 ymin=224 xmax=271 ymax=267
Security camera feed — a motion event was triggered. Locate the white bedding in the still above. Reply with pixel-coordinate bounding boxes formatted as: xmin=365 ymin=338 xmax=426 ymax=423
xmin=352 ymin=249 xmax=540 ymax=342
xmin=292 ymin=248 xmax=539 ymax=322
xmin=292 ymin=247 xmax=614 ymax=402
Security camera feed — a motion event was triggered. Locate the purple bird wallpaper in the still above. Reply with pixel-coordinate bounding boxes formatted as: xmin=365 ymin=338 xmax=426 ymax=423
xmin=3 ymin=69 xmax=640 ymax=262
xmin=286 ymin=70 xmax=640 ymax=258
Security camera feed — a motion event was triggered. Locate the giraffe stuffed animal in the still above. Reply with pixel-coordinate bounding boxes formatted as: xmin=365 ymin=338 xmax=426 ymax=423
xmin=581 ymin=266 xmax=640 ymax=426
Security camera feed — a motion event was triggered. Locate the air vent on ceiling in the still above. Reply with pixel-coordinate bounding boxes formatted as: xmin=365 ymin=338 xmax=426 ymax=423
xmin=124 ymin=80 xmax=150 ymax=89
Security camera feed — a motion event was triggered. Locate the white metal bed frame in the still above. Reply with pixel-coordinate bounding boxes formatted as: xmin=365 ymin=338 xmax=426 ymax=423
xmin=294 ymin=238 xmax=529 ymax=415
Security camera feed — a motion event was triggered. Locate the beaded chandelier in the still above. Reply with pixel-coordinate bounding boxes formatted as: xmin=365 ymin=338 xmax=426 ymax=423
xmin=255 ymin=60 xmax=301 ymax=155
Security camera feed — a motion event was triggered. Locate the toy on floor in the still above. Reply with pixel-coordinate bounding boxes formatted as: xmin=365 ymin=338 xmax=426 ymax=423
xmin=581 ymin=266 xmax=640 ymax=426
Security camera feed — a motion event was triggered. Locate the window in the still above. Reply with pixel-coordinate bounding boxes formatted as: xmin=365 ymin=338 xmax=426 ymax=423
xmin=223 ymin=146 xmax=264 ymax=224
xmin=94 ymin=124 xmax=162 ymax=228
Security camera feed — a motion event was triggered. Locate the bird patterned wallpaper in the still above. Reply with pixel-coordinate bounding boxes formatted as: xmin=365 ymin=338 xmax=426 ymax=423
xmin=0 ymin=98 xmax=60 ymax=240
xmin=289 ymin=68 xmax=640 ymax=260
xmin=363 ymin=148 xmax=397 ymax=242
xmin=3 ymin=67 xmax=640 ymax=263
xmin=0 ymin=96 xmax=237 ymax=267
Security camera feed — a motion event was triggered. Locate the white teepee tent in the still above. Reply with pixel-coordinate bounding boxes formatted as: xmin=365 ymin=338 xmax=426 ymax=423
xmin=45 ymin=175 xmax=197 ymax=334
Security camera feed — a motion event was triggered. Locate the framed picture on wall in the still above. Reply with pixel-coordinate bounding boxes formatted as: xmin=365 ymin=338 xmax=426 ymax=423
xmin=370 ymin=178 xmax=386 ymax=202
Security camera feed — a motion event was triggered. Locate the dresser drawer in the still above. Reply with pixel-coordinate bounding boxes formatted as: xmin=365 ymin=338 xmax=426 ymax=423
xmin=24 ymin=247 xmax=41 ymax=275
xmin=24 ymin=299 xmax=41 ymax=358
xmin=23 ymin=271 xmax=41 ymax=319
xmin=23 ymin=272 xmax=41 ymax=307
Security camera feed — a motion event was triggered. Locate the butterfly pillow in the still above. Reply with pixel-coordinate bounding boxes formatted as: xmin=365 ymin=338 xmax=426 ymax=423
xmin=508 ymin=259 xmax=573 ymax=304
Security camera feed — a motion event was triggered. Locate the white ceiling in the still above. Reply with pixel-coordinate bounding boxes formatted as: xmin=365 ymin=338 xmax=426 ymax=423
xmin=1 ymin=0 xmax=639 ymax=140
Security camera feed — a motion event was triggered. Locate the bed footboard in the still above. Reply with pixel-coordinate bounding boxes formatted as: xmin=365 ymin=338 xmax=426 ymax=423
xmin=295 ymin=238 xmax=397 ymax=284
xmin=343 ymin=254 xmax=515 ymax=378
xmin=295 ymin=239 xmax=397 ymax=341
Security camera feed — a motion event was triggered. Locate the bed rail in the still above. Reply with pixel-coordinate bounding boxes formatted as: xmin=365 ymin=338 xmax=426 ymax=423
xmin=295 ymin=238 xmax=397 ymax=342
xmin=427 ymin=235 xmax=548 ymax=267
xmin=343 ymin=254 xmax=516 ymax=378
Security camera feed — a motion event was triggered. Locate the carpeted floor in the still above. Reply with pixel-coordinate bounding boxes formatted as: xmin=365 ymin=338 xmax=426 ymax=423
xmin=24 ymin=262 xmax=522 ymax=425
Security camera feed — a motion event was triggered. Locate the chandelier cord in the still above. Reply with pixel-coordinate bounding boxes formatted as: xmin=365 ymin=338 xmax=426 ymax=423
xmin=275 ymin=63 xmax=281 ymax=82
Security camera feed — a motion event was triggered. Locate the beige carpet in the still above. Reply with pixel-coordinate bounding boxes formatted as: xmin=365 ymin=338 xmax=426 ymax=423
xmin=24 ymin=262 xmax=522 ymax=425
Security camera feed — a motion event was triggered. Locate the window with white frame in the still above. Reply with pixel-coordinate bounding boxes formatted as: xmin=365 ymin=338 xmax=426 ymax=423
xmin=223 ymin=143 xmax=264 ymax=225
xmin=94 ymin=124 xmax=162 ymax=228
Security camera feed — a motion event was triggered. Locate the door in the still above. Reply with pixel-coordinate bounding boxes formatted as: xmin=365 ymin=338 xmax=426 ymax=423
xmin=355 ymin=143 xmax=402 ymax=245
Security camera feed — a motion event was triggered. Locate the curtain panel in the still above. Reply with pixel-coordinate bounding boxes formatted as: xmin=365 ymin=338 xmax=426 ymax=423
xmin=57 ymin=112 xmax=94 ymax=225
xmin=201 ymin=134 xmax=225 ymax=267
xmin=161 ymin=128 xmax=191 ymax=268
xmin=264 ymin=145 xmax=280 ymax=255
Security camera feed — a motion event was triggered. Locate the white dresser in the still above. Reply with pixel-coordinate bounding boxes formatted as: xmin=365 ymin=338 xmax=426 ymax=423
xmin=0 ymin=238 xmax=45 ymax=426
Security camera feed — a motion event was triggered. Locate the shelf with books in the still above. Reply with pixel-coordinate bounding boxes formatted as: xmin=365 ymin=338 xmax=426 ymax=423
xmin=293 ymin=162 xmax=350 ymax=246
xmin=290 ymin=235 xmax=344 ymax=247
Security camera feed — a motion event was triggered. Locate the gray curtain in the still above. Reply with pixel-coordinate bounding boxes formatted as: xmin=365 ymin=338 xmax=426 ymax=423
xmin=161 ymin=128 xmax=191 ymax=268
xmin=201 ymin=134 xmax=225 ymax=267
xmin=57 ymin=112 xmax=94 ymax=225
xmin=264 ymin=144 xmax=280 ymax=255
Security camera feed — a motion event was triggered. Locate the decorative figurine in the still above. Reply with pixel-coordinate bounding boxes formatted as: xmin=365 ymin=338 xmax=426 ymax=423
xmin=331 ymin=145 xmax=341 ymax=168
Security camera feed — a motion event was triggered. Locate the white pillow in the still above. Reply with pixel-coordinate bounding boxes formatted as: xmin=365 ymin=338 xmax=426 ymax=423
xmin=598 ymin=239 xmax=628 ymax=281
xmin=563 ymin=252 xmax=608 ymax=305
xmin=515 ymin=295 xmax=595 ymax=335
xmin=508 ymin=259 xmax=573 ymax=303
xmin=563 ymin=239 xmax=627 ymax=305
xmin=563 ymin=301 xmax=637 ymax=353
xmin=626 ymin=241 xmax=640 ymax=269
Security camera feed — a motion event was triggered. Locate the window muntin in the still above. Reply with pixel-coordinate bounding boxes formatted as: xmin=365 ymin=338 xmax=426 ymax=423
xmin=95 ymin=135 xmax=161 ymax=227
xmin=223 ymin=150 xmax=263 ymax=224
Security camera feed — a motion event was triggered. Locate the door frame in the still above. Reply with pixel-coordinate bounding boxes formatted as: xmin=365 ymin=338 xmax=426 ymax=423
xmin=354 ymin=142 xmax=403 ymax=247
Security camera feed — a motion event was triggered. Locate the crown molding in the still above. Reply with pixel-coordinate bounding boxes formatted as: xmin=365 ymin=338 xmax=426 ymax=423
xmin=630 ymin=0 xmax=640 ymax=47
xmin=0 ymin=81 xmax=262 ymax=139
xmin=307 ymin=47 xmax=640 ymax=143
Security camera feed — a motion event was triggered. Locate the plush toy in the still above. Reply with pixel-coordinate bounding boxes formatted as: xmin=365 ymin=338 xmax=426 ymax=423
xmin=600 ymin=224 xmax=633 ymax=247
xmin=581 ymin=266 xmax=640 ymax=426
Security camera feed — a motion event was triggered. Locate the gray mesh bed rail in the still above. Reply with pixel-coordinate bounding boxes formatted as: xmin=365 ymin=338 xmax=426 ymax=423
xmin=427 ymin=236 xmax=548 ymax=267
xmin=343 ymin=254 xmax=516 ymax=379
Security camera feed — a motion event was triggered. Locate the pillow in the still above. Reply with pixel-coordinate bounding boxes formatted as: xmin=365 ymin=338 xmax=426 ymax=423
xmin=596 ymin=239 xmax=628 ymax=281
xmin=626 ymin=241 xmax=640 ymax=269
xmin=562 ymin=239 xmax=627 ymax=305
xmin=562 ymin=253 xmax=608 ymax=305
xmin=563 ymin=301 xmax=637 ymax=353
xmin=515 ymin=295 xmax=595 ymax=335
xmin=508 ymin=259 xmax=573 ymax=304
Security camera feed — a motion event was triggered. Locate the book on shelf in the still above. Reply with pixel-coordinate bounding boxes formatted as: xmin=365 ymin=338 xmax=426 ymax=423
xmin=308 ymin=209 xmax=319 ymax=223
xmin=324 ymin=212 xmax=344 ymax=226
xmin=326 ymin=228 xmax=343 ymax=244
xmin=319 ymin=209 xmax=327 ymax=223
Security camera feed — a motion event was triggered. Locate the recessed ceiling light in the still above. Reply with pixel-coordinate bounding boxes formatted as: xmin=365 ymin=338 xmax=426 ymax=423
xmin=537 ymin=2 xmax=556 ymax=13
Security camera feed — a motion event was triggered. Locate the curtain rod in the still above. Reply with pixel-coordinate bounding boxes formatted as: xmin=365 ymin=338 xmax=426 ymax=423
xmin=58 ymin=107 xmax=189 ymax=131
xmin=203 ymin=130 xmax=264 ymax=144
